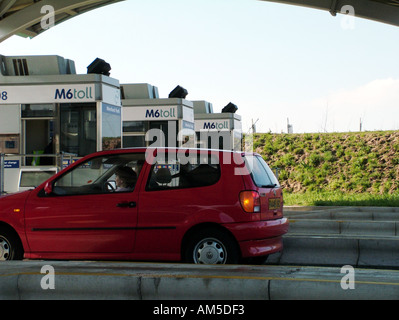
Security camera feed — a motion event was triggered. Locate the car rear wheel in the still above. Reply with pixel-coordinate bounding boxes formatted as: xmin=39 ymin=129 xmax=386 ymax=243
xmin=0 ymin=228 xmax=23 ymax=261
xmin=184 ymin=228 xmax=240 ymax=264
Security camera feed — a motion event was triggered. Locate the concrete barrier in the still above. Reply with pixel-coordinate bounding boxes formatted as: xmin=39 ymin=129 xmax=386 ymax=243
xmin=267 ymin=236 xmax=360 ymax=266
xmin=358 ymin=238 xmax=399 ymax=267
xmin=284 ymin=206 xmax=399 ymax=221
xmin=288 ymin=219 xmax=398 ymax=237
xmin=267 ymin=235 xmax=399 ymax=268
xmin=1 ymin=261 xmax=399 ymax=300
xmin=273 ymin=206 xmax=399 ymax=268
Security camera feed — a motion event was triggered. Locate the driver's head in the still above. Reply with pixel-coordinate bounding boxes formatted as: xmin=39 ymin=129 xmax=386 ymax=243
xmin=115 ymin=166 xmax=137 ymax=188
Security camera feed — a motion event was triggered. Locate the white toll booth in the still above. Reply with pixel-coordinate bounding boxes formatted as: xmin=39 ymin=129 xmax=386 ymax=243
xmin=121 ymin=83 xmax=195 ymax=148
xmin=193 ymin=101 xmax=243 ymax=151
xmin=0 ymin=55 xmax=122 ymax=193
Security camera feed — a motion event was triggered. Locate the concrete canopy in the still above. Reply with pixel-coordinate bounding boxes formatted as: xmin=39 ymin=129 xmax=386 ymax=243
xmin=260 ymin=0 xmax=399 ymax=27
xmin=0 ymin=0 xmax=125 ymax=43
xmin=1 ymin=1 xmax=398 ymax=44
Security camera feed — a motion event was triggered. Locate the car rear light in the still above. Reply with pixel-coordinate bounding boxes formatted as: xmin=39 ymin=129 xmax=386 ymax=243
xmin=239 ymin=191 xmax=260 ymax=213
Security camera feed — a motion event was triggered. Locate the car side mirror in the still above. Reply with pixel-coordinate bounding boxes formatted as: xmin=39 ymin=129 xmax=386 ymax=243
xmin=44 ymin=181 xmax=53 ymax=195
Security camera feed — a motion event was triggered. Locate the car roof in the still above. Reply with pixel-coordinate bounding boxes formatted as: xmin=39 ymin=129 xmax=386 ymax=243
xmin=71 ymin=147 xmax=258 ymax=167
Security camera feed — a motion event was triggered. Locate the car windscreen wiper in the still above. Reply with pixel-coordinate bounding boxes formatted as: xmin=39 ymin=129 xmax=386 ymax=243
xmin=260 ymin=184 xmax=277 ymax=188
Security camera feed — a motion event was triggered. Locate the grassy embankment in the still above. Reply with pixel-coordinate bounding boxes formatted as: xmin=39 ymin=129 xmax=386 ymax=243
xmin=252 ymin=131 xmax=399 ymax=207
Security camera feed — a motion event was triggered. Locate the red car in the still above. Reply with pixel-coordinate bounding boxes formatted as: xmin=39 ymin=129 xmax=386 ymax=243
xmin=0 ymin=148 xmax=288 ymax=264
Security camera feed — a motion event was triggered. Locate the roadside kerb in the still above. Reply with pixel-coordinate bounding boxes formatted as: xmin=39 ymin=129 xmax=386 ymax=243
xmin=1 ymin=261 xmax=399 ymax=300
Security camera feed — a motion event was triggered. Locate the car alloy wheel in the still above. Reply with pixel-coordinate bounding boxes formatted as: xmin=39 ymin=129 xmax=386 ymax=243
xmin=0 ymin=228 xmax=23 ymax=261
xmin=193 ymin=237 xmax=227 ymax=264
xmin=0 ymin=236 xmax=11 ymax=261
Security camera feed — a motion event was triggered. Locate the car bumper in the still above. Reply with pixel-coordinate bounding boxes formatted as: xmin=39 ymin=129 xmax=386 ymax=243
xmin=223 ymin=218 xmax=289 ymax=258
xmin=239 ymin=236 xmax=283 ymax=257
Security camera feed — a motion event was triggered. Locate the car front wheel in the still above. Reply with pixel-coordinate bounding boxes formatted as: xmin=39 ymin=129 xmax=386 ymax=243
xmin=184 ymin=228 xmax=240 ymax=264
xmin=0 ymin=228 xmax=23 ymax=261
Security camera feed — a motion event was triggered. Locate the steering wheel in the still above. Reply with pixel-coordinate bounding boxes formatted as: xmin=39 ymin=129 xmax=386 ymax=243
xmin=104 ymin=181 xmax=116 ymax=192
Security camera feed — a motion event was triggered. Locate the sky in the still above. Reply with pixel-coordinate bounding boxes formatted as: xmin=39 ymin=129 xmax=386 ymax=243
xmin=1 ymin=0 xmax=399 ymax=134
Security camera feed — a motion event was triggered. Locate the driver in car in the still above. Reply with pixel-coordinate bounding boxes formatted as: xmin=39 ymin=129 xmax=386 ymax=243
xmin=115 ymin=166 xmax=137 ymax=192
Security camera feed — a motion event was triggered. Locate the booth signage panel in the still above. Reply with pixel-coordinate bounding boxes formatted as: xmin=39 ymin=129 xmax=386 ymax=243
xmin=234 ymin=119 xmax=243 ymax=131
xmin=183 ymin=106 xmax=194 ymax=123
xmin=195 ymin=119 xmax=231 ymax=131
xmin=0 ymin=84 xmax=96 ymax=104
xmin=102 ymin=84 xmax=121 ymax=107
xmin=123 ymin=106 xmax=178 ymax=121
xmin=103 ymin=103 xmax=121 ymax=115
xmin=182 ymin=120 xmax=195 ymax=130
xmin=102 ymin=103 xmax=122 ymax=151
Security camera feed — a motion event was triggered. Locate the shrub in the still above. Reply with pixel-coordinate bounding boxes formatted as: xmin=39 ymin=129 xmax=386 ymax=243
xmin=308 ymin=153 xmax=322 ymax=167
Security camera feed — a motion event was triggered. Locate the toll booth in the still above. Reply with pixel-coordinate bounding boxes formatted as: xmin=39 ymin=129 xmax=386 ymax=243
xmin=0 ymin=55 xmax=122 ymax=193
xmin=121 ymin=83 xmax=195 ymax=148
xmin=193 ymin=101 xmax=243 ymax=151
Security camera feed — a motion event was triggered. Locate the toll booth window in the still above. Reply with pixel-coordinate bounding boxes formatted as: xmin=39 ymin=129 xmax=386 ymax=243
xmin=22 ymin=104 xmax=55 ymax=118
xmin=20 ymin=170 xmax=56 ymax=188
xmin=196 ymin=131 xmax=232 ymax=150
xmin=123 ymin=136 xmax=146 ymax=148
xmin=123 ymin=121 xmax=146 ymax=147
xmin=149 ymin=121 xmax=171 ymax=147
xmin=123 ymin=121 xmax=146 ymax=133
xmin=60 ymin=103 xmax=96 ymax=157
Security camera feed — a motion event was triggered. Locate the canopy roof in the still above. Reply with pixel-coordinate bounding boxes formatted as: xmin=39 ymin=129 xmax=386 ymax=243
xmin=1 ymin=0 xmax=398 ymax=44
xmin=260 ymin=0 xmax=399 ymax=27
xmin=0 ymin=0 xmax=124 ymax=43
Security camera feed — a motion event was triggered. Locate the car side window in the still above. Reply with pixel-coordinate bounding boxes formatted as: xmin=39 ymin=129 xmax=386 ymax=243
xmin=146 ymin=153 xmax=220 ymax=191
xmin=244 ymin=155 xmax=280 ymax=187
xmin=50 ymin=153 xmax=145 ymax=196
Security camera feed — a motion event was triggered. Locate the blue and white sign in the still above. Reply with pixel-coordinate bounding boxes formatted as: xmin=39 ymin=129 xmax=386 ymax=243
xmin=0 ymin=84 xmax=96 ymax=104
xmin=195 ymin=120 xmax=231 ymax=131
xmin=123 ymin=106 xmax=178 ymax=121
xmin=4 ymin=160 xmax=20 ymax=169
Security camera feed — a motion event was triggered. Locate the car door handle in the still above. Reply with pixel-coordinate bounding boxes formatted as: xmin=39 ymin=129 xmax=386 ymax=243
xmin=117 ymin=201 xmax=136 ymax=208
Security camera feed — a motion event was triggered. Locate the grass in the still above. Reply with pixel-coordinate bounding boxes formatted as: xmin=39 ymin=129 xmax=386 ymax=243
xmin=283 ymin=191 xmax=399 ymax=207
xmin=250 ymin=130 xmax=399 ymax=207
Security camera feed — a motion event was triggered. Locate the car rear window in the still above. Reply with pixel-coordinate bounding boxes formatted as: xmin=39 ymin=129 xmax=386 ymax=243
xmin=245 ymin=155 xmax=280 ymax=188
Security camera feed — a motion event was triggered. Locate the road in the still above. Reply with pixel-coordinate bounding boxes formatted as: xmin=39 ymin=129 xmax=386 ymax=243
xmin=0 ymin=260 xmax=398 ymax=300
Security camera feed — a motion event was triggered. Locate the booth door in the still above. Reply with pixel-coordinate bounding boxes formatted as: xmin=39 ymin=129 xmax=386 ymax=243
xmin=24 ymin=119 xmax=55 ymax=166
xmin=60 ymin=103 xmax=97 ymax=157
xmin=149 ymin=121 xmax=172 ymax=147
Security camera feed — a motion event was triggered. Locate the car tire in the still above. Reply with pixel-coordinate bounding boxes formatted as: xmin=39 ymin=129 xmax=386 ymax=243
xmin=242 ymin=255 xmax=269 ymax=265
xmin=0 ymin=227 xmax=23 ymax=261
xmin=184 ymin=228 xmax=240 ymax=264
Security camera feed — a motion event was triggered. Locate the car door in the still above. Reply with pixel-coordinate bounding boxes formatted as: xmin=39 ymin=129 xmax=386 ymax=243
xmin=24 ymin=151 xmax=145 ymax=255
xmin=134 ymin=149 xmax=222 ymax=259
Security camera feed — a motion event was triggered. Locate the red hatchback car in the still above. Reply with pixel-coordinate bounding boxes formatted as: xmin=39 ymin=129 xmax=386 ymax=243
xmin=0 ymin=148 xmax=288 ymax=264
